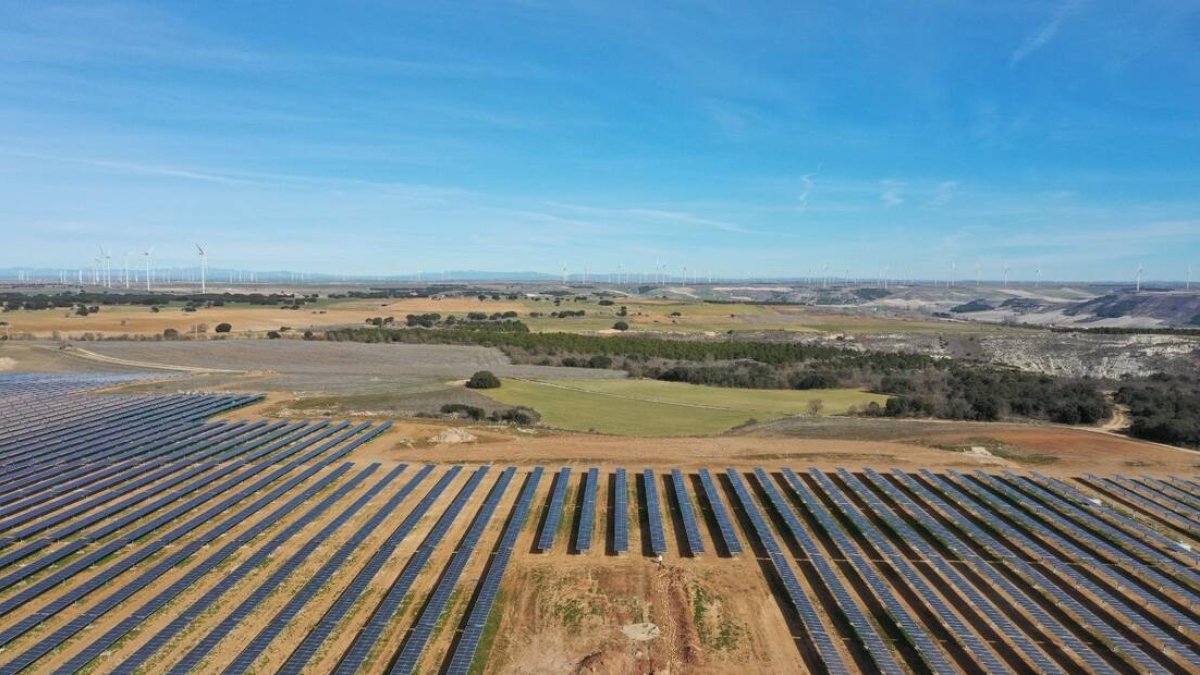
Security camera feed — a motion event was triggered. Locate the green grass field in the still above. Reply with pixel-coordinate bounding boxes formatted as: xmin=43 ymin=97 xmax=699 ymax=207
xmin=480 ymin=378 xmax=890 ymax=436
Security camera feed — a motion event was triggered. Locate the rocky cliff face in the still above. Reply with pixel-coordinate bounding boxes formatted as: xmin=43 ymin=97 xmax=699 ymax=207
xmin=848 ymin=332 xmax=1199 ymax=379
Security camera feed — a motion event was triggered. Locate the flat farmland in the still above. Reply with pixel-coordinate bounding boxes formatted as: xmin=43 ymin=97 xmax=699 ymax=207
xmin=481 ymin=378 xmax=889 ymax=436
xmin=2 ymin=293 xmax=1019 ymax=338
xmin=63 ymin=340 xmax=625 ymax=396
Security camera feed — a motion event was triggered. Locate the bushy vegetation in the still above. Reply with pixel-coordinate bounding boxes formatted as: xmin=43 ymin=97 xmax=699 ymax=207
xmin=878 ymin=368 xmax=1110 ymax=424
xmin=950 ymin=299 xmax=992 ymax=313
xmin=1115 ymin=375 xmax=1200 ymax=447
xmin=466 ymin=370 xmax=501 ymax=389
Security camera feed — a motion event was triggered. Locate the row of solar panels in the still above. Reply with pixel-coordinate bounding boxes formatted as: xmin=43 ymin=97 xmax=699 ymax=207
xmin=4 ymin=456 xmax=1200 ymax=673
xmin=533 ymin=467 xmax=740 ymax=557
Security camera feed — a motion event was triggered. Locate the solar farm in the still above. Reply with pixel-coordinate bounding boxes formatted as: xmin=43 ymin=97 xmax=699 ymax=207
xmin=2 ymin=374 xmax=1200 ymax=673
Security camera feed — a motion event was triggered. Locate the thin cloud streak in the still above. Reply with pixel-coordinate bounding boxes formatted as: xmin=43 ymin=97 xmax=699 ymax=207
xmin=880 ymin=180 xmax=904 ymax=208
xmin=1011 ymin=1 xmax=1085 ymax=67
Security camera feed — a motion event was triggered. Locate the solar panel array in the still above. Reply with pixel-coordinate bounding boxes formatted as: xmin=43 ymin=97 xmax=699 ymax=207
xmin=670 ymin=469 xmax=705 ymax=556
xmin=642 ymin=469 xmax=668 ymax=555
xmin=572 ymin=467 xmax=599 ymax=554
xmin=388 ymin=467 xmax=516 ymax=674
xmin=536 ymin=467 xmax=571 ymax=552
xmin=612 ymin=468 xmax=629 ymax=555
xmin=698 ymin=468 xmax=742 ymax=555
xmin=444 ymin=467 xmax=544 ymax=675
xmin=4 ymin=374 xmax=1200 ymax=675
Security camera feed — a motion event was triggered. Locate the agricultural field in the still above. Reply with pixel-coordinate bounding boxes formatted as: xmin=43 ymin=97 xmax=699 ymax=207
xmin=2 ymin=373 xmax=1200 ymax=674
xmin=1 ymin=289 xmax=1018 ymax=339
xmin=481 ymin=378 xmax=889 ymax=436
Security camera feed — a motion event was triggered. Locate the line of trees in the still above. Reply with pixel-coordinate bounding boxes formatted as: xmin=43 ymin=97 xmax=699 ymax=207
xmin=0 ymin=291 xmax=313 ymax=311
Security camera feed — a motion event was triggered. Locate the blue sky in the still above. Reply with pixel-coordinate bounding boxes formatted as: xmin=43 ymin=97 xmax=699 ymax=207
xmin=2 ymin=1 xmax=1198 ymax=281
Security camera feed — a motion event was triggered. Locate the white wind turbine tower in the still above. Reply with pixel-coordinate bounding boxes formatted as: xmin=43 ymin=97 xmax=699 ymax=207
xmin=1035 ymin=265 xmax=1042 ymax=287
xmin=123 ymin=253 xmax=131 ymax=289
xmin=195 ymin=244 xmax=208 ymax=293
xmin=143 ymin=248 xmax=154 ymax=291
xmin=1003 ymin=264 xmax=1011 ymax=288
xmin=98 ymin=247 xmax=113 ymax=288
xmin=1136 ymin=264 xmax=1144 ymax=293
xmin=975 ymin=263 xmax=982 ymax=286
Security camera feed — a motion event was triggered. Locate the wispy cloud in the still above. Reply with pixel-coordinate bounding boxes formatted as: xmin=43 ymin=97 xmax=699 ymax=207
xmin=926 ymin=180 xmax=958 ymax=208
xmin=1011 ymin=1 xmax=1085 ymax=67
xmin=544 ymin=201 xmax=749 ymax=234
xmin=797 ymin=165 xmax=820 ymax=211
xmin=880 ymin=180 xmax=904 ymax=208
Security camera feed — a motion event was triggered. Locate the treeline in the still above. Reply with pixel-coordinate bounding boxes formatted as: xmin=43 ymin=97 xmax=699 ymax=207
xmin=1115 ymin=375 xmax=1200 ymax=447
xmin=321 ymin=327 xmax=936 ymax=369
xmin=1 ymin=291 xmax=310 ymax=311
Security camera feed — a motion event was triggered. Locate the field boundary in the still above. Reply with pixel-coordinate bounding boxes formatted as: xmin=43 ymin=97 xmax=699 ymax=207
xmin=52 ymin=345 xmax=246 ymax=374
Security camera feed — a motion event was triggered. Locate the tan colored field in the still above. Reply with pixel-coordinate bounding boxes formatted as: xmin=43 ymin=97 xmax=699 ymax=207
xmin=1 ymin=296 xmax=526 ymax=339
xmin=2 ymin=294 xmax=1010 ymax=338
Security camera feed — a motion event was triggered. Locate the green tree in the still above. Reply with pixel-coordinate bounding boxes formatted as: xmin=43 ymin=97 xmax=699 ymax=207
xmin=466 ymin=370 xmax=501 ymax=389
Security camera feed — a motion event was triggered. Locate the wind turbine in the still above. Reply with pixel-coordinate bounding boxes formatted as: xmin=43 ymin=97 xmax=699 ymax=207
xmin=1035 ymin=265 xmax=1042 ymax=287
xmin=98 ymin=247 xmax=113 ymax=287
xmin=123 ymin=253 xmax=132 ymax=289
xmin=195 ymin=244 xmax=207 ymax=293
xmin=143 ymin=248 xmax=154 ymax=291
xmin=1136 ymin=264 xmax=1143 ymax=293
xmin=1003 ymin=264 xmax=1011 ymax=288
xmin=975 ymin=263 xmax=982 ymax=287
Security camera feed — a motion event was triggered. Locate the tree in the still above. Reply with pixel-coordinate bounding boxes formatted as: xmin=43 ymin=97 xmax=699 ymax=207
xmin=466 ymin=370 xmax=501 ymax=389
xmin=612 ymin=321 xmax=629 ymax=331
xmin=266 ymin=330 xmax=282 ymax=339
xmin=163 ymin=328 xmax=179 ymax=340
xmin=215 ymin=323 xmax=232 ymax=333
xmin=807 ymin=398 xmax=825 ymax=416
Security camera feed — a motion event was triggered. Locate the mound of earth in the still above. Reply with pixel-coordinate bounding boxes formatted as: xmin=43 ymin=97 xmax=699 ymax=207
xmin=621 ymin=622 xmax=661 ymax=641
xmin=427 ymin=427 xmax=478 ymax=444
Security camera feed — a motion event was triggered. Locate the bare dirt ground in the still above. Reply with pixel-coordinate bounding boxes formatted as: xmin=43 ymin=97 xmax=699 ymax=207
xmin=0 ymin=296 xmax=527 ymax=339
xmin=342 ymin=422 xmax=1199 ymax=478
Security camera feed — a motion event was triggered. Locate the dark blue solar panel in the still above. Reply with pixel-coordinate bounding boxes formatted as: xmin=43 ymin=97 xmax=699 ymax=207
xmin=698 ymin=468 xmax=741 ymax=555
xmin=276 ymin=466 xmax=462 ymax=675
xmin=670 ymin=469 xmax=704 ymax=556
xmin=536 ymin=467 xmax=571 ymax=552
xmin=642 ymin=469 xmax=667 ymax=556
xmin=388 ymin=467 xmax=516 ymax=674
xmin=574 ymin=467 xmax=598 ymax=553
xmin=612 ymin=469 xmax=629 ymax=555
xmin=440 ymin=467 xmax=544 ymax=675
xmin=331 ymin=466 xmax=489 ymax=675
